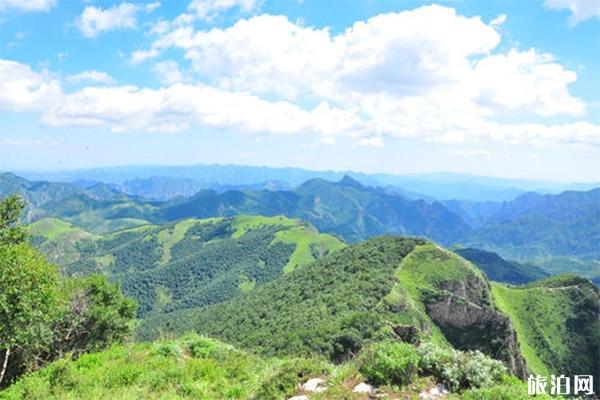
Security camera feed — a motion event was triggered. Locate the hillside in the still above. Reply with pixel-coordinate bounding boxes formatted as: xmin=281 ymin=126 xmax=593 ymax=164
xmin=0 ymin=333 xmax=546 ymax=400
xmin=461 ymin=188 xmax=600 ymax=261
xmin=492 ymin=275 xmax=599 ymax=381
xmin=140 ymin=238 xmax=529 ymax=377
xmin=30 ymin=215 xmax=344 ymax=317
xmin=454 ymin=248 xmax=549 ymax=284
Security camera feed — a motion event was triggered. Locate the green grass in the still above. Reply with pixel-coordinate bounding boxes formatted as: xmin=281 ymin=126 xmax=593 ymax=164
xmin=230 ymin=215 xmax=298 ymax=238
xmin=28 ymin=218 xmax=92 ymax=240
xmin=492 ymin=276 xmax=599 ymax=378
xmin=272 ymin=225 xmax=345 ymax=273
xmin=156 ymin=219 xmax=205 ymax=266
xmin=0 ymin=335 xmax=330 ymax=400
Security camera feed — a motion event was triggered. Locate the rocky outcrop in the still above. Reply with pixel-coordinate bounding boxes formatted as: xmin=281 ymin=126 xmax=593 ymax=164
xmin=423 ymin=275 xmax=528 ymax=378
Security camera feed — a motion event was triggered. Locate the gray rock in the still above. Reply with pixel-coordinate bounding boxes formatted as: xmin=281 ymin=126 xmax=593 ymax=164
xmin=352 ymin=382 xmax=374 ymax=393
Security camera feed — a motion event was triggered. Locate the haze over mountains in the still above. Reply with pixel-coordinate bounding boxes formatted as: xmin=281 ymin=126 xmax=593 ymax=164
xmin=15 ymin=164 xmax=600 ymax=202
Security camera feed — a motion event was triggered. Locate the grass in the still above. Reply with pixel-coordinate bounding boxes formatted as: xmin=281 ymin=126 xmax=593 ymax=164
xmin=0 ymin=335 xmax=331 ymax=400
xmin=156 ymin=219 xmax=205 ymax=266
xmin=491 ymin=273 xmax=599 ymax=382
xmin=272 ymin=226 xmax=345 ymax=273
xmin=230 ymin=215 xmax=298 ymax=238
xmin=28 ymin=218 xmax=92 ymax=240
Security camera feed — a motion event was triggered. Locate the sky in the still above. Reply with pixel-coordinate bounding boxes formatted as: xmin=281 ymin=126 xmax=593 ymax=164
xmin=0 ymin=0 xmax=599 ymax=182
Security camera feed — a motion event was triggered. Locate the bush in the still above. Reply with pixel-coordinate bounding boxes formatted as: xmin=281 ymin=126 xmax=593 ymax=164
xmin=359 ymin=341 xmax=419 ymax=386
xmin=152 ymin=340 xmax=182 ymax=357
xmin=417 ymin=342 xmax=506 ymax=391
xmin=462 ymin=375 xmax=554 ymax=399
xmin=254 ymin=358 xmax=329 ymax=400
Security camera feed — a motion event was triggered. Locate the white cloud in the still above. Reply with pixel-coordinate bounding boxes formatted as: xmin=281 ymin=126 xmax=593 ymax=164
xmin=77 ymin=2 xmax=160 ymax=38
xmin=0 ymin=59 xmax=60 ymax=111
xmin=67 ymin=70 xmax=115 ymax=85
xmin=2 ymin=5 xmax=599 ymax=148
xmin=153 ymin=60 xmax=186 ymax=85
xmin=188 ymin=0 xmax=261 ymax=21
xmin=0 ymin=0 xmax=56 ymax=12
xmin=355 ymin=137 xmax=384 ymax=148
xmin=544 ymin=0 xmax=600 ymax=24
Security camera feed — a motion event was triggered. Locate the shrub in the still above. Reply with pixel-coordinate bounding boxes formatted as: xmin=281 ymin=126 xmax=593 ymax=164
xmin=462 ymin=375 xmax=554 ymax=399
xmin=417 ymin=342 xmax=506 ymax=391
xmin=152 ymin=340 xmax=182 ymax=358
xmin=184 ymin=335 xmax=219 ymax=358
xmin=254 ymin=358 xmax=329 ymax=400
xmin=359 ymin=341 xmax=419 ymax=386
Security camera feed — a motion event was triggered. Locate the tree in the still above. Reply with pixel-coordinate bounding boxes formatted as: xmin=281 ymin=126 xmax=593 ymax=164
xmin=0 ymin=195 xmax=27 ymax=246
xmin=0 ymin=244 xmax=59 ymax=385
xmin=50 ymin=275 xmax=137 ymax=359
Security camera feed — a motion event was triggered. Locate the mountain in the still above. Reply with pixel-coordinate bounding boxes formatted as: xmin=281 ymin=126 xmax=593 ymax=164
xmin=29 ymin=215 xmax=344 ymax=317
xmin=5 ymin=173 xmax=600 ymax=265
xmin=158 ymin=176 xmax=472 ymax=244
xmin=17 ymin=165 xmax=599 ymax=202
xmin=462 ymin=188 xmax=600 ymax=261
xmin=139 ymin=237 xmax=598 ymax=384
xmin=454 ymin=248 xmax=549 ymax=284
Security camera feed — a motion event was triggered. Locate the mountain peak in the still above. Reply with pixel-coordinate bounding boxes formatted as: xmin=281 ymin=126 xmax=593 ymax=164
xmin=339 ymin=175 xmax=363 ymax=188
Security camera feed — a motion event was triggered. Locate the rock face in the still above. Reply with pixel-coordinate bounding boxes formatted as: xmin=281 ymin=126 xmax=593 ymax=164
xmin=423 ymin=275 xmax=528 ymax=378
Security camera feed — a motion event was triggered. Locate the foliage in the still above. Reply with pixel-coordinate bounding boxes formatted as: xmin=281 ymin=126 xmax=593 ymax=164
xmin=460 ymin=375 xmax=554 ymax=400
xmin=33 ymin=216 xmax=343 ymax=318
xmin=417 ymin=342 xmax=506 ymax=392
xmin=49 ymin=275 xmax=137 ymax=360
xmin=0 ymin=335 xmax=330 ymax=400
xmin=358 ymin=341 xmax=419 ymax=386
xmin=139 ymin=237 xmax=425 ymax=359
xmin=0 ymin=244 xmax=60 ymax=385
xmin=0 ymin=195 xmax=27 ymax=246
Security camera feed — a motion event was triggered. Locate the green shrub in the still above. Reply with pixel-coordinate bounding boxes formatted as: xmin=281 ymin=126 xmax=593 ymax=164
xmin=184 ymin=335 xmax=219 ymax=358
xmin=152 ymin=340 xmax=182 ymax=357
xmin=417 ymin=342 xmax=506 ymax=391
xmin=254 ymin=358 xmax=329 ymax=400
xmin=461 ymin=375 xmax=554 ymax=399
xmin=359 ymin=341 xmax=419 ymax=386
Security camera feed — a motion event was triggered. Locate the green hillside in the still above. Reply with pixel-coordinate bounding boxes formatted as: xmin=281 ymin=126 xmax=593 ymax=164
xmin=1 ymin=333 xmax=545 ymax=400
xmin=454 ymin=247 xmax=549 ymax=284
xmin=140 ymin=238 xmax=528 ymax=377
xmin=30 ymin=215 xmax=344 ymax=317
xmin=492 ymin=275 xmax=599 ymax=380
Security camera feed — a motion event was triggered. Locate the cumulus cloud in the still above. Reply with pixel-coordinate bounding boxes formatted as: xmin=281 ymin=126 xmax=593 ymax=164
xmin=2 ymin=4 xmax=599 ymax=147
xmin=0 ymin=0 xmax=56 ymax=12
xmin=153 ymin=60 xmax=187 ymax=85
xmin=67 ymin=70 xmax=115 ymax=85
xmin=0 ymin=59 xmax=60 ymax=111
xmin=77 ymin=2 xmax=160 ymax=38
xmin=544 ymin=0 xmax=600 ymax=24
xmin=188 ymin=0 xmax=261 ymax=21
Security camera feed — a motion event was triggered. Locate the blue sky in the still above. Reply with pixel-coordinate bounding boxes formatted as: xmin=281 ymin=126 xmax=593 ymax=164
xmin=0 ymin=0 xmax=599 ymax=182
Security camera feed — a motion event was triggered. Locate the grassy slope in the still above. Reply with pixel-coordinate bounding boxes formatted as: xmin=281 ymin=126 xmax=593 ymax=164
xmin=30 ymin=215 xmax=345 ymax=318
xmin=0 ymin=335 xmax=329 ymax=400
xmin=492 ymin=275 xmax=600 ymax=378
xmin=0 ymin=334 xmax=543 ymax=400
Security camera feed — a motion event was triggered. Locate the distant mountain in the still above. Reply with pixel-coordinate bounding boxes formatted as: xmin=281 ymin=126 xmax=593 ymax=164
xmin=157 ymin=175 xmax=471 ymax=244
xmin=4 ymin=172 xmax=599 ymax=264
xmin=455 ymin=247 xmax=549 ymax=284
xmin=462 ymin=188 xmax=600 ymax=261
xmin=29 ymin=215 xmax=344 ymax=317
xmin=16 ymin=164 xmax=599 ymax=202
